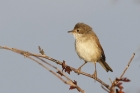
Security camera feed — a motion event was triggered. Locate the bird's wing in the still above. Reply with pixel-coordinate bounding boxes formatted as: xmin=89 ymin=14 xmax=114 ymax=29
xmin=91 ymin=33 xmax=106 ymax=61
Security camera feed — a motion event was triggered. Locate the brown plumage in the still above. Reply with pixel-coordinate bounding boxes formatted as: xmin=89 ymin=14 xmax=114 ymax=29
xmin=68 ymin=23 xmax=113 ymax=77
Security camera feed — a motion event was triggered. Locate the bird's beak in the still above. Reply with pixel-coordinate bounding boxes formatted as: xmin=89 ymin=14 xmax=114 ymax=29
xmin=68 ymin=30 xmax=74 ymax=34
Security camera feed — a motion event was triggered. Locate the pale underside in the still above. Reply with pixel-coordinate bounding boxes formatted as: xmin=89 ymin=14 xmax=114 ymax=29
xmin=74 ymin=34 xmax=102 ymax=62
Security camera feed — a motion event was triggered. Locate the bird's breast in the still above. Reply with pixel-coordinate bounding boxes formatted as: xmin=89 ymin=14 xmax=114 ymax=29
xmin=75 ymin=39 xmax=101 ymax=62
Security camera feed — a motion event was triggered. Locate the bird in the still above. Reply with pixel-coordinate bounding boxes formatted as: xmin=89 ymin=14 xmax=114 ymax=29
xmin=68 ymin=22 xmax=113 ymax=78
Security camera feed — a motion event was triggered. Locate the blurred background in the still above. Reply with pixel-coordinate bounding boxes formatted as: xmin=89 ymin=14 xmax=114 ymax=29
xmin=0 ymin=0 xmax=140 ymax=93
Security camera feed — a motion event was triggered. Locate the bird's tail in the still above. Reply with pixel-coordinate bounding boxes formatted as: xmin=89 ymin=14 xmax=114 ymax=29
xmin=99 ymin=60 xmax=113 ymax=72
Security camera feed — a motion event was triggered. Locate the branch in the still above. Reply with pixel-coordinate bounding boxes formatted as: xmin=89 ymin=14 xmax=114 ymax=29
xmin=120 ymin=53 xmax=135 ymax=78
xmin=0 ymin=46 xmax=85 ymax=93
xmin=110 ymin=53 xmax=135 ymax=93
xmin=0 ymin=46 xmax=110 ymax=89
xmin=35 ymin=57 xmax=85 ymax=93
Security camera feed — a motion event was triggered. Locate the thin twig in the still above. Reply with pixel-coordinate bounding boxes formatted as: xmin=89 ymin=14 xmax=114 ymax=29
xmin=120 ymin=53 xmax=135 ymax=78
xmin=0 ymin=46 xmax=85 ymax=93
xmin=101 ymin=85 xmax=110 ymax=93
xmin=29 ymin=56 xmax=85 ymax=93
xmin=110 ymin=53 xmax=135 ymax=92
xmin=35 ymin=57 xmax=72 ymax=82
xmin=0 ymin=46 xmax=110 ymax=89
xmin=28 ymin=56 xmax=68 ymax=84
xmin=36 ymin=56 xmax=85 ymax=92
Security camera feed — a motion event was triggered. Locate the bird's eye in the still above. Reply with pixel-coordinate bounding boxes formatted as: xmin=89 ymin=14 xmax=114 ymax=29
xmin=77 ymin=29 xmax=79 ymax=32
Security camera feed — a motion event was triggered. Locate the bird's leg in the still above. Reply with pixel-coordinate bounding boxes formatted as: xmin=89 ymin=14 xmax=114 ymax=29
xmin=92 ymin=62 xmax=97 ymax=80
xmin=77 ymin=61 xmax=87 ymax=75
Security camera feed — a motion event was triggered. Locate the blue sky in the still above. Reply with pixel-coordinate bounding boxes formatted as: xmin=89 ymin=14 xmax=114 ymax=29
xmin=0 ymin=0 xmax=140 ymax=93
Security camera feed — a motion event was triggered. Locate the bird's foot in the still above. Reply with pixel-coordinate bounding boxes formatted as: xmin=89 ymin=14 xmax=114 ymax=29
xmin=92 ymin=70 xmax=97 ymax=80
xmin=77 ymin=67 xmax=81 ymax=75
